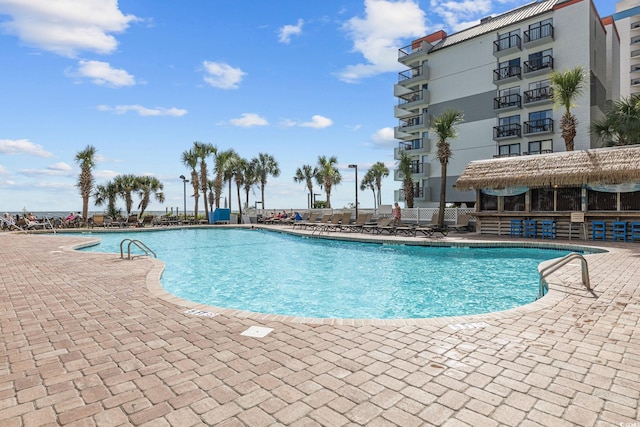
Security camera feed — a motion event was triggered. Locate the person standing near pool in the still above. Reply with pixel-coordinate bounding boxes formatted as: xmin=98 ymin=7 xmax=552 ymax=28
xmin=393 ymin=202 xmax=401 ymax=226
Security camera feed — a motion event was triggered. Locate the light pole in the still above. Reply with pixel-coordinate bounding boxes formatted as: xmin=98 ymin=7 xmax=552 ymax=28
xmin=179 ymin=175 xmax=189 ymax=222
xmin=313 ymin=193 xmax=321 ymax=208
xmin=348 ymin=164 xmax=358 ymax=219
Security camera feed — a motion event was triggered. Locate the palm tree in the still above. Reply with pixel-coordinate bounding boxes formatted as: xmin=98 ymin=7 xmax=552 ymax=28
xmin=181 ymin=148 xmax=200 ymax=219
xmin=93 ymin=181 xmax=119 ymax=218
xmin=315 ymin=155 xmax=341 ymax=209
xmin=243 ymin=159 xmax=259 ymax=210
xmin=74 ymin=145 xmax=97 ymax=225
xmin=193 ymin=141 xmax=216 ymax=221
xmin=229 ymin=156 xmax=248 ymax=219
xmin=136 ymin=176 xmax=165 ymax=218
xmin=206 ymin=179 xmax=216 ymax=213
xmin=254 ymin=152 xmax=280 ymax=209
xmin=360 ymin=170 xmax=377 ymax=208
xmin=551 ymin=66 xmax=586 ymax=151
xmin=293 ymin=164 xmax=318 ymax=209
xmin=212 ymin=149 xmax=236 ymax=208
xmin=369 ymin=161 xmax=389 ymax=207
xmin=591 ymin=95 xmax=640 ymax=146
xmin=397 ymin=151 xmax=414 ymax=209
xmin=431 ymin=108 xmax=464 ymax=227
xmin=113 ymin=174 xmax=139 ymax=217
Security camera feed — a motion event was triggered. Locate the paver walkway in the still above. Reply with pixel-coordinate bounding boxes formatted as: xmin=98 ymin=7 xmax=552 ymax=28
xmin=1 ymin=230 xmax=639 ymax=426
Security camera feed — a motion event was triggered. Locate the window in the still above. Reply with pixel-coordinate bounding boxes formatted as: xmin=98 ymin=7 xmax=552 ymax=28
xmin=499 ymin=115 xmax=520 ymax=126
xmin=498 ymin=58 xmax=521 ymax=79
xmin=557 ymin=187 xmax=581 ymax=211
xmin=587 ymin=190 xmax=616 ymax=210
xmin=480 ymin=193 xmax=498 ymax=211
xmin=527 ymin=19 xmax=553 ymax=41
xmin=526 ymin=110 xmax=553 ymax=133
xmin=621 ymin=191 xmax=640 ymax=210
xmin=529 ymin=79 xmax=551 ymax=91
xmin=497 ymin=30 xmax=521 ymax=51
xmin=504 ymin=193 xmax=525 ymax=211
xmin=410 ymin=138 xmax=422 ymax=150
xmin=495 ymin=115 xmax=521 ymax=138
xmin=527 ymin=49 xmax=553 ymax=72
xmin=499 ymin=143 xmax=520 ymax=157
xmin=531 ymin=188 xmax=554 ymax=211
xmin=499 ymin=87 xmax=520 ymax=97
xmin=528 ymin=139 xmax=552 ymax=154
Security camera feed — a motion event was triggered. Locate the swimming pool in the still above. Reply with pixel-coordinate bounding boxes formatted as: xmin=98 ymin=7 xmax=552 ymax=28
xmin=76 ymin=228 xmax=574 ymax=319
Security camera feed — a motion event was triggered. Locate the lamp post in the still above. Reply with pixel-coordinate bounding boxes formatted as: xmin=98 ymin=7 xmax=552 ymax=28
xmin=179 ymin=175 xmax=188 ymax=222
xmin=313 ymin=193 xmax=321 ymax=209
xmin=348 ymin=164 xmax=358 ymax=219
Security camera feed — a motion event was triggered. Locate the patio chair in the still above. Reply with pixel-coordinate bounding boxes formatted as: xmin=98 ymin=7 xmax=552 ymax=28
xmin=451 ymin=214 xmax=472 ymax=232
xmin=293 ymin=212 xmax=318 ymax=229
xmin=361 ymin=217 xmax=393 ymax=234
xmin=315 ymin=213 xmax=345 ymax=234
xmin=415 ymin=213 xmax=448 ymax=237
xmin=91 ymin=214 xmax=106 ymax=228
xmin=341 ymin=213 xmax=372 ymax=232
xmin=324 ymin=212 xmax=352 ymax=232
xmin=307 ymin=213 xmax=332 ymax=231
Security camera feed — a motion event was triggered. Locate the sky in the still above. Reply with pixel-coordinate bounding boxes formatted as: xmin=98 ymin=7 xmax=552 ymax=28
xmin=0 ymin=0 xmax=617 ymax=214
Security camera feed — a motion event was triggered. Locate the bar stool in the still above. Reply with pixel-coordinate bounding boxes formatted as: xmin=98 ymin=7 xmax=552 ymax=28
xmin=611 ymin=221 xmax=628 ymax=242
xmin=591 ymin=221 xmax=606 ymax=241
xmin=631 ymin=222 xmax=640 ymax=243
xmin=524 ymin=220 xmax=537 ymax=238
xmin=510 ymin=219 xmax=523 ymax=237
xmin=541 ymin=220 xmax=557 ymax=239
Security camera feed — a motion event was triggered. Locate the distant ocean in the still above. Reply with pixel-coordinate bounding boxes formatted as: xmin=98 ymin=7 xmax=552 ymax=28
xmin=3 ymin=210 xmax=173 ymax=220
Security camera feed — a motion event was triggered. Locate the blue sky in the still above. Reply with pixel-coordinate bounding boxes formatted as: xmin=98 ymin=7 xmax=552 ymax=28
xmin=0 ymin=0 xmax=616 ymax=214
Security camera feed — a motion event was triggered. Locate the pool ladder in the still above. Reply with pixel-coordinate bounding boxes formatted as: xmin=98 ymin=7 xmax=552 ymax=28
xmin=120 ymin=238 xmax=157 ymax=260
xmin=537 ymin=252 xmax=590 ymax=299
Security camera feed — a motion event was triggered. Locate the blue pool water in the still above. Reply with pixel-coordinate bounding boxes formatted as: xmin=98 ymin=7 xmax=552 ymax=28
xmin=75 ymin=228 xmax=573 ymax=319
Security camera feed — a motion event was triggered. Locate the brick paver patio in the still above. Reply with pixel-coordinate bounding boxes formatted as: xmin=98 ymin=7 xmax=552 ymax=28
xmin=1 ymin=229 xmax=638 ymax=426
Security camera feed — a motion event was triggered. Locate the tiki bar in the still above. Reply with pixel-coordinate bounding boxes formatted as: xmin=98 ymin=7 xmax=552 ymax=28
xmin=455 ymin=145 xmax=640 ymax=241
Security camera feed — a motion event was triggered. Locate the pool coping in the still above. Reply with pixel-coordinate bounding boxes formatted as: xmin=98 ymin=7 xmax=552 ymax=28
xmin=62 ymin=225 xmax=615 ymax=328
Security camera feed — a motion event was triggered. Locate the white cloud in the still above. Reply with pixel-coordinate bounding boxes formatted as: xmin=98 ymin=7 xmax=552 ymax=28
xmin=20 ymin=161 xmax=74 ymax=177
xmin=300 ymin=115 xmax=333 ymax=129
xmin=0 ymin=0 xmax=139 ymax=57
xmin=430 ymin=0 xmax=494 ymax=32
xmin=95 ymin=169 xmax=120 ymax=180
xmin=0 ymin=139 xmax=53 ymax=157
xmin=338 ymin=0 xmax=428 ymax=83
xmin=370 ymin=127 xmax=397 ymax=148
xmin=97 ymin=104 xmax=187 ymax=117
xmin=202 ymin=61 xmax=246 ymax=89
xmin=71 ymin=60 xmax=135 ymax=87
xmin=278 ymin=19 xmax=304 ymax=44
xmin=0 ymin=164 xmax=7 ymax=175
xmin=228 ymin=113 xmax=269 ymax=127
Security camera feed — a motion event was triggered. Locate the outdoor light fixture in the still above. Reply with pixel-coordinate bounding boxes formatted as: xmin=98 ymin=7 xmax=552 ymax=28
xmin=179 ymin=175 xmax=189 ymax=222
xmin=348 ymin=164 xmax=358 ymax=219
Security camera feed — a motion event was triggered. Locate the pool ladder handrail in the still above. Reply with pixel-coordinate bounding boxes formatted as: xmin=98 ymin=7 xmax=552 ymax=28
xmin=538 ymin=252 xmax=590 ymax=299
xmin=120 ymin=238 xmax=157 ymax=260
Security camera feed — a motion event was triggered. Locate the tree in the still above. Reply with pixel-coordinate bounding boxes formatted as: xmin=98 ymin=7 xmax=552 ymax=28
xmin=137 ymin=176 xmax=165 ymax=218
xmin=591 ymin=95 xmax=640 ymax=146
xmin=431 ymin=108 xmax=464 ymax=227
xmin=397 ymin=151 xmax=414 ymax=209
xmin=74 ymin=145 xmax=97 ymax=225
xmin=369 ymin=161 xmax=389 ymax=207
xmin=360 ymin=170 xmax=377 ymax=208
xmin=243 ymin=159 xmax=259 ymax=210
xmin=254 ymin=152 xmax=280 ymax=209
xmin=293 ymin=164 xmax=318 ymax=209
xmin=193 ymin=141 xmax=216 ymax=221
xmin=93 ymin=181 xmax=119 ymax=218
xmin=551 ymin=66 xmax=586 ymax=151
xmin=113 ymin=174 xmax=139 ymax=217
xmin=212 ymin=149 xmax=236 ymax=208
xmin=206 ymin=179 xmax=216 ymax=213
xmin=230 ymin=156 xmax=248 ymax=219
xmin=315 ymin=155 xmax=341 ymax=209
xmin=181 ymin=148 xmax=200 ymax=219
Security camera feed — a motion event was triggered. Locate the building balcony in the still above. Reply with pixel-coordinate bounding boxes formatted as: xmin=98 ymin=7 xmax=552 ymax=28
xmin=394 ymin=163 xmax=429 ymax=180
xmin=398 ymin=40 xmax=430 ymax=65
xmin=398 ymin=64 xmax=430 ymax=85
xmin=397 ymin=89 xmax=429 ymax=109
xmin=493 ymin=94 xmax=522 ymax=111
xmin=631 ymin=64 xmax=640 ymax=74
xmin=631 ymin=48 xmax=640 ymax=58
xmin=395 ymin=186 xmax=427 ymax=202
xmin=523 ymin=118 xmax=554 ymax=135
xmin=493 ymin=124 xmax=521 ymax=140
xmin=523 ymin=149 xmax=553 ymax=155
xmin=493 ymin=34 xmax=521 ymax=57
xmin=493 ymin=152 xmax=521 ymax=158
xmin=524 ymin=55 xmax=553 ymax=77
xmin=493 ymin=65 xmax=521 ymax=85
xmin=523 ymin=87 xmax=553 ymax=106
xmin=523 ymin=24 xmax=554 ymax=49
xmin=393 ymin=138 xmax=430 ymax=160
xmin=397 ymin=114 xmax=425 ymax=134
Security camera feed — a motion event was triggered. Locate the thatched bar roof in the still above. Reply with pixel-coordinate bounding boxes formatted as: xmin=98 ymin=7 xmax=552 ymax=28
xmin=455 ymin=145 xmax=640 ymax=191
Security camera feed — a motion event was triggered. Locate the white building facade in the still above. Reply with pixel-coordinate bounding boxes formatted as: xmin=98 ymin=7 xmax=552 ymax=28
xmin=613 ymin=0 xmax=640 ymax=98
xmin=393 ymin=0 xmax=614 ymax=208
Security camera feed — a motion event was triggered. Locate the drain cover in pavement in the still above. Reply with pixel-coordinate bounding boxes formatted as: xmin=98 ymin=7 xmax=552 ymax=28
xmin=240 ymin=326 xmax=274 ymax=337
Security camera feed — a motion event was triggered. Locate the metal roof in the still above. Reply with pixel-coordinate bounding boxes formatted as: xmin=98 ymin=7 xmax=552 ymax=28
xmin=430 ymin=0 xmax=560 ymax=52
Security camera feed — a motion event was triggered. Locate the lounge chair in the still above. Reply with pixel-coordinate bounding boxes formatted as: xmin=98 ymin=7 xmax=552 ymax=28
xmin=451 ymin=214 xmax=472 ymax=232
xmin=361 ymin=217 xmax=393 ymax=234
xmin=306 ymin=213 xmax=331 ymax=231
xmin=324 ymin=212 xmax=352 ymax=232
xmin=394 ymin=221 xmax=418 ymax=236
xmin=341 ymin=213 xmax=372 ymax=232
xmin=139 ymin=216 xmax=154 ymax=227
xmin=91 ymin=214 xmax=105 ymax=228
xmin=125 ymin=214 xmax=139 ymax=227
xmin=315 ymin=213 xmax=344 ymax=234
xmin=292 ymin=212 xmax=318 ymax=229
xmin=414 ymin=213 xmax=443 ymax=237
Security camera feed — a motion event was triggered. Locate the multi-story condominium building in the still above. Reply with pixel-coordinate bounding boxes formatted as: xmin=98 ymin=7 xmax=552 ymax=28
xmin=612 ymin=0 xmax=640 ymax=98
xmin=393 ymin=0 xmax=611 ymax=208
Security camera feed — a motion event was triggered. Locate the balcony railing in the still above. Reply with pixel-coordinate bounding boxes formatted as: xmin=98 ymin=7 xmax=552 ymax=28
xmin=399 ymin=115 xmax=423 ymax=128
xmin=524 ymin=55 xmax=554 ymax=74
xmin=493 ymin=65 xmax=521 ymax=82
xmin=399 ymin=66 xmax=422 ymax=82
xmin=524 ymin=24 xmax=554 ymax=44
xmin=494 ymin=152 xmax=521 ymax=158
xmin=398 ymin=90 xmax=424 ymax=105
xmin=493 ymin=34 xmax=521 ymax=55
xmin=493 ymin=93 xmax=522 ymax=110
xmin=524 ymin=118 xmax=554 ymax=134
xmin=523 ymin=86 xmax=553 ymax=104
xmin=523 ymin=149 xmax=553 ymax=155
xmin=493 ymin=123 xmax=521 ymax=139
xmin=398 ymin=186 xmax=424 ymax=200
xmin=397 ymin=140 xmax=423 ymax=151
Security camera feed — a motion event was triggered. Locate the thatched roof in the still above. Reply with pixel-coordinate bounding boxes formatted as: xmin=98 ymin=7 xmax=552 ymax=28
xmin=455 ymin=145 xmax=640 ymax=191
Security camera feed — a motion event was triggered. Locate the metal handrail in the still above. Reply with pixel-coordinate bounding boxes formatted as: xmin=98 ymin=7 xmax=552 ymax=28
xmin=538 ymin=252 xmax=590 ymax=299
xmin=120 ymin=239 xmax=157 ymax=260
